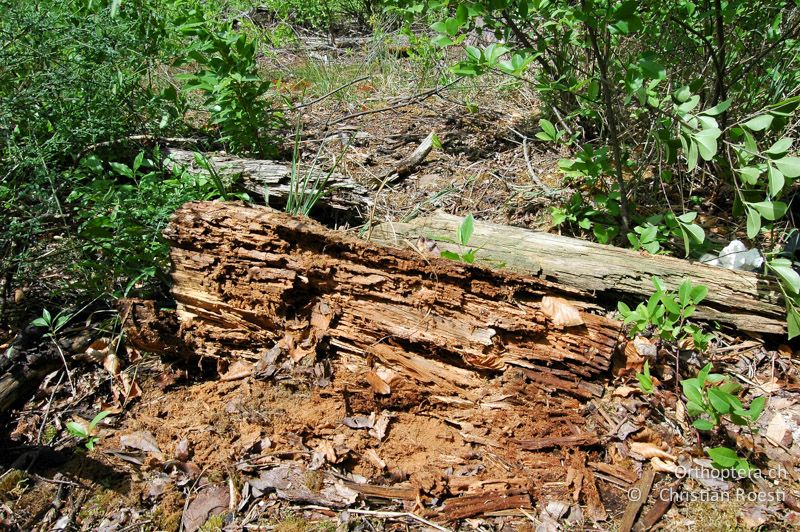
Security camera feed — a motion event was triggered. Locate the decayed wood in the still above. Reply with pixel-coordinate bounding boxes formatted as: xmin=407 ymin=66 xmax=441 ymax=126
xmin=442 ymin=489 xmax=532 ymax=521
xmin=164 ymin=149 xmax=371 ymax=217
xmin=370 ymin=212 xmax=786 ymax=334
xmin=163 ymin=201 xmax=620 ymax=397
xmin=514 ymin=433 xmax=600 ymax=451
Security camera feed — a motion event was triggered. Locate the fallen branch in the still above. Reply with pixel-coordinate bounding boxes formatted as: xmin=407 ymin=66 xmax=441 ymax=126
xmin=370 ymin=212 xmax=786 ymax=334
xmin=163 ymin=149 xmax=372 ymax=217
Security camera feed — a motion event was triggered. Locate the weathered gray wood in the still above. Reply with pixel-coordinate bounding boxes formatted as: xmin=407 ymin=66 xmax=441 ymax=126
xmin=370 ymin=212 xmax=786 ymax=334
xmin=164 ymin=149 xmax=372 ymax=217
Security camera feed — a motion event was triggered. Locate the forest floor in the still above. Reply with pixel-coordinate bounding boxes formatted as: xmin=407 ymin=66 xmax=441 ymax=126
xmin=2 ymin=23 xmax=800 ymax=532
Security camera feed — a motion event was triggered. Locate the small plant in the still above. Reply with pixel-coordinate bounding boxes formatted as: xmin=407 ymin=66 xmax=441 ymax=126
xmin=617 ymin=277 xmax=714 ymax=350
xmin=285 ymin=129 xmax=346 ymax=217
xmin=706 ymin=447 xmax=756 ymax=474
xmin=174 ymin=10 xmax=282 ymax=157
xmin=440 ymin=214 xmax=478 ymax=263
xmin=551 ymin=190 xmax=621 ymax=245
xmin=33 ymin=308 xmax=76 ymax=392
xmin=636 ymin=360 xmax=655 ymax=394
xmin=681 ymin=363 xmax=766 ymax=431
xmin=627 ymin=212 xmax=705 ymax=257
xmin=32 ymin=308 xmax=73 ymax=336
xmin=681 ymin=363 xmax=765 ymax=472
xmin=67 ymin=410 xmax=112 ymax=451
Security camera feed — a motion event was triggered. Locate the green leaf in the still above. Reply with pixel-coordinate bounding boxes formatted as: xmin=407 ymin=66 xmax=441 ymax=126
xmin=701 ymin=99 xmax=731 ymax=116
xmin=681 ymin=378 xmax=704 ymax=406
xmin=707 ymin=447 xmax=740 ymax=468
xmin=66 ymin=421 xmax=88 ymax=439
xmin=719 ymin=380 xmax=743 ymax=396
xmin=748 ymin=396 xmax=766 ymax=421
xmin=771 ymin=264 xmax=800 ymax=294
xmin=686 ymin=137 xmax=698 ymax=171
xmin=692 ymin=419 xmax=716 ymax=431
xmin=89 ymin=410 xmax=112 ymax=431
xmin=686 ymin=400 xmax=706 ymax=416
xmin=440 ymin=250 xmax=461 ymax=261
xmin=751 ymin=200 xmax=787 ymax=221
xmin=457 ymin=214 xmax=475 ymax=246
xmin=737 ymin=167 xmax=761 ymax=186
xmin=539 ymin=119 xmax=557 ymax=141
xmin=766 ymin=137 xmax=793 ymax=156
xmin=675 ymin=85 xmax=692 ymax=103
xmin=746 ymin=207 xmax=761 ymax=239
xmin=679 ymin=280 xmax=692 ymax=307
xmin=31 ymin=317 xmax=49 ymax=327
xmin=743 ymin=114 xmax=774 ymax=131
xmin=768 ymin=165 xmax=785 ymax=197
xmin=694 ymin=128 xmax=720 ymax=161
xmin=788 ymin=306 xmax=800 ymax=340
xmin=708 ymin=388 xmax=732 ymax=413
xmin=775 ymin=157 xmax=800 ymax=178
xmin=661 ymin=294 xmax=682 ymax=315
xmin=690 ymin=285 xmax=708 ymax=303
xmin=697 ymin=363 xmax=712 ymax=387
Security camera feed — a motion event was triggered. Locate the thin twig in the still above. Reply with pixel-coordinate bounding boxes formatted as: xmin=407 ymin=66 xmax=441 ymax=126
xmin=326 ymin=77 xmax=464 ymax=127
xmin=36 ymin=372 xmax=65 ymax=445
xmin=79 ymin=135 xmax=202 ymax=157
xmin=288 ymin=76 xmax=370 ymax=110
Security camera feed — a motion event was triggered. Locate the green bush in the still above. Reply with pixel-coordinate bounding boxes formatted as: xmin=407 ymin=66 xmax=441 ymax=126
xmin=393 ymin=0 xmax=800 ymax=336
xmin=66 ymin=152 xmax=232 ymax=297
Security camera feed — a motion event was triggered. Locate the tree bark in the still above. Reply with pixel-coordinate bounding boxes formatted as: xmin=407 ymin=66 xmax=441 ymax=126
xmin=368 ymin=212 xmax=786 ymax=335
xmin=163 ymin=201 xmax=621 ymax=398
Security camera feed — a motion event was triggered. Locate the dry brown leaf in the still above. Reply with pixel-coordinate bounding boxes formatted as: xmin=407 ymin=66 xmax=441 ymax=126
xmin=366 ymin=371 xmax=391 ymax=395
xmin=540 ymin=297 xmax=584 ymax=327
xmin=181 ymin=485 xmax=230 ymax=532
xmin=612 ymin=385 xmax=639 ymax=398
xmin=317 ymin=440 xmax=337 ymax=463
xmin=220 ymin=360 xmax=254 ymax=381
xmin=364 ymin=449 xmax=386 ymax=470
xmin=103 ymin=354 xmax=121 ymax=376
xmin=369 ymin=411 xmax=391 ymax=441
xmin=175 ymin=438 xmax=190 ymax=462
xmin=650 ymin=456 xmax=678 ymax=474
xmin=778 ymin=344 xmax=794 ymax=358
xmin=120 ymin=431 xmax=164 ymax=460
xmin=629 ymin=441 xmax=675 ymax=461
xmin=765 ymin=413 xmax=793 ymax=447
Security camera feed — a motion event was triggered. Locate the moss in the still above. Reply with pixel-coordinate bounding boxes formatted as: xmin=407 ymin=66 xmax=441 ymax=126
xmin=0 ymin=469 xmax=28 ymax=500
xmin=42 ymin=424 xmax=58 ymax=444
xmin=274 ymin=515 xmax=310 ymax=532
xmin=303 ymin=470 xmax=324 ymax=493
xmin=199 ymin=513 xmax=225 ymax=532
xmin=77 ymin=488 xmax=117 ymax=521
xmin=160 ymin=510 xmax=183 ymax=532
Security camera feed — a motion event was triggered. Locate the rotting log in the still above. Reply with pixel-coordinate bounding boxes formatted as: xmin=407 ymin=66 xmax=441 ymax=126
xmin=163 ymin=149 xmax=372 ymax=218
xmin=163 ymin=201 xmax=621 ymax=398
xmin=370 ymin=212 xmax=786 ymax=334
